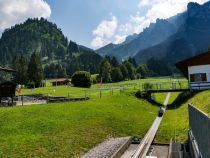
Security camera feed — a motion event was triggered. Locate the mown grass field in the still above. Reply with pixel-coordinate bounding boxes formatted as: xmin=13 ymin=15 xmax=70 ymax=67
xmin=1 ymin=76 xmax=204 ymax=157
xmin=0 ymin=91 xmax=158 ymax=157
xmin=20 ymin=77 xmax=187 ymax=98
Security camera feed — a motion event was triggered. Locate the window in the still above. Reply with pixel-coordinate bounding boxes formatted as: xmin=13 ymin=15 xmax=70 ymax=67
xmin=201 ymin=73 xmax=207 ymax=81
xmin=190 ymin=73 xmax=207 ymax=82
xmin=190 ymin=74 xmax=195 ymax=82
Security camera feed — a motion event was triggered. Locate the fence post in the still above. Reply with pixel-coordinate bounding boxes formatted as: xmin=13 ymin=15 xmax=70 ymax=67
xmin=100 ymin=90 xmax=102 ymax=99
xmin=85 ymin=90 xmax=87 ymax=98
xmin=47 ymin=94 xmax=49 ymax=104
xmin=21 ymin=96 xmax=23 ymax=106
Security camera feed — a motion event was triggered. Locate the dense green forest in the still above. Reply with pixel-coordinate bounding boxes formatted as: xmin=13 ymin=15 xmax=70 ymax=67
xmin=0 ymin=18 xmax=102 ymax=78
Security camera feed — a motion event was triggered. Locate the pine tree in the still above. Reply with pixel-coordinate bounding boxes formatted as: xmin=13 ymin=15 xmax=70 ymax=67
xmin=111 ymin=56 xmax=119 ymax=67
xmin=67 ymin=41 xmax=79 ymax=55
xmin=99 ymin=59 xmax=112 ymax=83
xmin=128 ymin=57 xmax=138 ymax=68
xmin=111 ymin=67 xmax=123 ymax=82
xmin=27 ymin=52 xmax=43 ymax=87
xmin=125 ymin=62 xmax=135 ymax=80
xmin=13 ymin=54 xmax=28 ymax=85
xmin=120 ymin=64 xmax=128 ymax=80
xmin=136 ymin=64 xmax=150 ymax=78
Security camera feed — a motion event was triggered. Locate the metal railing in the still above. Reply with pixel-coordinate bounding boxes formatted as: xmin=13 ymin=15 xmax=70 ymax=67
xmin=142 ymin=81 xmax=189 ymax=91
xmin=188 ymin=104 xmax=210 ymax=158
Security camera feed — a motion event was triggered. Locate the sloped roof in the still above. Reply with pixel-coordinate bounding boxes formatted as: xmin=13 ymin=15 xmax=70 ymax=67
xmin=50 ymin=78 xmax=70 ymax=83
xmin=0 ymin=66 xmax=16 ymax=73
xmin=176 ymin=51 xmax=210 ymax=79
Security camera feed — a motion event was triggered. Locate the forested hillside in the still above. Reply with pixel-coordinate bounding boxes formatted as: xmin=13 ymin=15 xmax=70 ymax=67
xmin=0 ymin=18 xmax=102 ymax=77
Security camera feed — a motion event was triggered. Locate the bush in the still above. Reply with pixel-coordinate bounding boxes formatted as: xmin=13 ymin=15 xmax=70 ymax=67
xmin=136 ymin=73 xmax=141 ymax=79
xmin=71 ymin=71 xmax=91 ymax=88
xmin=91 ymin=74 xmax=98 ymax=84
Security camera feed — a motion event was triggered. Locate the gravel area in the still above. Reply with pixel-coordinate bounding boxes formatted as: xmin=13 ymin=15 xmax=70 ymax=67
xmin=149 ymin=144 xmax=169 ymax=158
xmin=82 ymin=137 xmax=130 ymax=158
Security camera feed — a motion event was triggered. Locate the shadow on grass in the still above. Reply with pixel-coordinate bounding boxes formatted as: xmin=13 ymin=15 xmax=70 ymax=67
xmin=167 ymin=90 xmax=200 ymax=109
xmin=134 ymin=90 xmax=164 ymax=108
xmin=135 ymin=90 xmax=201 ymax=109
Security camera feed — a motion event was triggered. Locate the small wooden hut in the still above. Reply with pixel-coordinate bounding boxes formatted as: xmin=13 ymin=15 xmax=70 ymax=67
xmin=51 ymin=79 xmax=70 ymax=86
xmin=0 ymin=66 xmax=16 ymax=105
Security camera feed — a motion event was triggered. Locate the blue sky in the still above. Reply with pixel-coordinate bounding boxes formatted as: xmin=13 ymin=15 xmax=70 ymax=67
xmin=0 ymin=0 xmax=209 ymax=49
xmin=47 ymin=0 xmax=141 ymax=47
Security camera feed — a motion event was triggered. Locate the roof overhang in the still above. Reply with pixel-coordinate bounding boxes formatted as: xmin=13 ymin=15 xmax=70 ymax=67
xmin=176 ymin=51 xmax=210 ymax=79
xmin=0 ymin=67 xmax=16 ymax=73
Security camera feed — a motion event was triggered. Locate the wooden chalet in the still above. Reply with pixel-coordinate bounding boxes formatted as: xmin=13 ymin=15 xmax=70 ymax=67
xmin=176 ymin=51 xmax=210 ymax=90
xmin=51 ymin=79 xmax=70 ymax=86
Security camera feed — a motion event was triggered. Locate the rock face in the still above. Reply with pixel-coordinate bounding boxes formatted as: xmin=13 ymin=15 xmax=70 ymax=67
xmin=134 ymin=1 xmax=210 ymax=64
xmin=98 ymin=1 xmax=210 ymax=65
xmin=187 ymin=2 xmax=210 ymax=19
xmin=97 ymin=17 xmax=180 ymax=60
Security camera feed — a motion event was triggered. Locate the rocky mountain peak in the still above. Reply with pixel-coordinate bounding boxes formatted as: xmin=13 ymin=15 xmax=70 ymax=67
xmin=187 ymin=1 xmax=210 ymax=19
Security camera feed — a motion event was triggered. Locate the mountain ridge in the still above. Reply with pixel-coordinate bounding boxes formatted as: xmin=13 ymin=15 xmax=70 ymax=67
xmin=96 ymin=11 xmax=186 ymax=60
xmin=97 ymin=1 xmax=210 ymax=65
xmin=134 ymin=1 xmax=210 ymax=64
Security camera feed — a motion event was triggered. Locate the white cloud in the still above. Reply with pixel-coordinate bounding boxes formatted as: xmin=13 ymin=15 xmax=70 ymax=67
xmin=144 ymin=0 xmax=209 ymax=23
xmin=91 ymin=36 xmax=104 ymax=48
xmin=91 ymin=15 xmax=118 ymax=48
xmin=114 ymin=35 xmax=126 ymax=44
xmin=93 ymin=16 xmax=118 ymax=38
xmin=0 ymin=0 xmax=51 ymax=31
xmin=136 ymin=0 xmax=209 ymax=35
xmin=91 ymin=0 xmax=209 ymax=48
xmin=138 ymin=0 xmax=151 ymax=7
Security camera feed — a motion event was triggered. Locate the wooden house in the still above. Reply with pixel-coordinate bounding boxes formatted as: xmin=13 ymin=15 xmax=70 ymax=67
xmin=176 ymin=51 xmax=210 ymax=90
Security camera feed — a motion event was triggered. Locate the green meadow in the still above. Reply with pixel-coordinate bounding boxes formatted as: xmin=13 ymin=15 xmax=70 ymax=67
xmin=1 ymin=77 xmax=208 ymax=157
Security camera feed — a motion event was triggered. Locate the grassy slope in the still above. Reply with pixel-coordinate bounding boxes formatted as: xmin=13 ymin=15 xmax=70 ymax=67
xmin=155 ymin=92 xmax=187 ymax=142
xmin=152 ymin=92 xmax=186 ymax=142
xmin=156 ymin=90 xmax=210 ymax=143
xmin=187 ymin=90 xmax=210 ymax=115
xmin=0 ymin=77 xmax=191 ymax=157
xmin=0 ymin=92 xmax=158 ymax=158
xmin=153 ymin=92 xmax=181 ymax=105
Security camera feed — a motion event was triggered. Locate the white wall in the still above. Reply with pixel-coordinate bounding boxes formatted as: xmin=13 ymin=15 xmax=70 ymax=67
xmin=188 ymin=65 xmax=210 ymax=82
xmin=188 ymin=64 xmax=210 ymax=90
